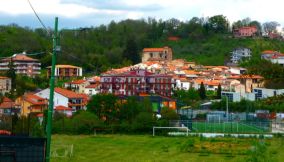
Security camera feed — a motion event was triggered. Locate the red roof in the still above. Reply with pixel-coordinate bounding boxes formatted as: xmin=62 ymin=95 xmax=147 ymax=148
xmin=24 ymin=94 xmax=47 ymax=105
xmin=143 ymin=48 xmax=164 ymax=52
xmin=168 ymin=36 xmax=180 ymax=41
xmin=0 ymin=76 xmax=9 ymax=79
xmin=2 ymin=54 xmax=38 ymax=62
xmin=55 ymin=87 xmax=83 ymax=99
xmin=55 ymin=105 xmax=73 ymax=111
xmin=85 ymin=84 xmax=99 ymax=88
xmin=0 ymin=97 xmax=15 ymax=109
xmin=262 ymin=50 xmax=277 ymax=54
xmin=69 ymin=79 xmax=87 ymax=84
xmin=229 ymin=75 xmax=263 ymax=79
xmin=37 ymin=113 xmax=44 ymax=117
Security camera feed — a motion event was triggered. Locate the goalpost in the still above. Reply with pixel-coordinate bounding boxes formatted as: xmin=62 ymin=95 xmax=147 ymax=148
xmin=207 ymin=114 xmax=221 ymax=123
xmin=152 ymin=127 xmax=190 ymax=136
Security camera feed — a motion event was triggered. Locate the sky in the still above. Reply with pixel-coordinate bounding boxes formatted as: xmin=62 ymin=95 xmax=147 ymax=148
xmin=1 ymin=0 xmax=284 ymax=29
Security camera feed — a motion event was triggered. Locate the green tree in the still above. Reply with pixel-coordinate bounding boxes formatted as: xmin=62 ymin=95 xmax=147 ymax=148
xmin=216 ymin=84 xmax=222 ymax=99
xmin=199 ymin=82 xmax=206 ymax=100
xmin=208 ymin=15 xmax=229 ymax=33
xmin=5 ymin=59 xmax=16 ymax=90
xmin=123 ymin=36 xmax=140 ymax=64
xmin=87 ymin=94 xmax=118 ymax=124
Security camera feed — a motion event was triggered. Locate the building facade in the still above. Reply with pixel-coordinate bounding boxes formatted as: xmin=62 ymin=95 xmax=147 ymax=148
xmin=0 ymin=76 xmax=11 ymax=94
xmin=253 ymin=88 xmax=284 ymax=100
xmin=261 ymin=50 xmax=284 ymax=67
xmin=0 ymin=53 xmax=41 ymax=77
xmin=100 ymin=69 xmax=174 ymax=97
xmin=35 ymin=87 xmax=86 ymax=113
xmin=15 ymin=94 xmax=48 ymax=116
xmin=47 ymin=65 xmax=83 ymax=79
xmin=233 ymin=26 xmax=257 ymax=37
xmin=142 ymin=46 xmax=173 ymax=63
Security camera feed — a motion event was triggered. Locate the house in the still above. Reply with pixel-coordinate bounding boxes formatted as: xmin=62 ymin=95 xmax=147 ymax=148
xmin=15 ymin=94 xmax=48 ymax=116
xmin=142 ymin=46 xmax=173 ymax=63
xmin=233 ymin=26 xmax=257 ymax=37
xmin=54 ymin=105 xmax=73 ymax=117
xmin=47 ymin=65 xmax=83 ymax=79
xmin=230 ymin=48 xmax=251 ymax=64
xmin=253 ymin=88 xmax=284 ymax=100
xmin=64 ymin=79 xmax=90 ymax=93
xmin=221 ymin=91 xmax=255 ymax=102
xmin=35 ymin=87 xmax=87 ymax=113
xmin=261 ymin=50 xmax=284 ymax=67
xmin=0 ymin=52 xmax=41 ymax=77
xmin=228 ymin=75 xmax=264 ymax=93
xmin=0 ymin=76 xmax=11 ymax=94
xmin=100 ymin=69 xmax=174 ymax=97
xmin=84 ymin=84 xmax=100 ymax=96
xmin=0 ymin=97 xmax=18 ymax=115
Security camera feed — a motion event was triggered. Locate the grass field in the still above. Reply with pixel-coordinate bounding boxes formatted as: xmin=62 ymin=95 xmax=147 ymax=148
xmin=191 ymin=122 xmax=270 ymax=133
xmin=51 ymin=134 xmax=284 ymax=162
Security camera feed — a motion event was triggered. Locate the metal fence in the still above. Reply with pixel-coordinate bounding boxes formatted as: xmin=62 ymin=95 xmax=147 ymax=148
xmin=0 ymin=136 xmax=46 ymax=162
xmin=169 ymin=120 xmax=273 ymax=133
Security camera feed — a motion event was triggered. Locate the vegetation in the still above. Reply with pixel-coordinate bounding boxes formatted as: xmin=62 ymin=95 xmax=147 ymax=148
xmin=51 ymin=135 xmax=284 ymax=162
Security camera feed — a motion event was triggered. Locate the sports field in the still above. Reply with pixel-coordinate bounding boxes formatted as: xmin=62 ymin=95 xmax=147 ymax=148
xmin=51 ymin=134 xmax=284 ymax=162
xmin=191 ymin=121 xmax=271 ymax=133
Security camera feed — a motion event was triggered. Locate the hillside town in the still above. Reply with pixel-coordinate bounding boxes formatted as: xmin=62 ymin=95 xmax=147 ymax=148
xmin=1 ymin=46 xmax=284 ymax=118
xmin=1 ymin=1 xmax=284 ymax=160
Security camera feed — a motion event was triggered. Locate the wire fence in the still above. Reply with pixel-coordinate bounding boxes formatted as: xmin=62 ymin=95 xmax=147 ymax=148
xmin=169 ymin=120 xmax=274 ymax=134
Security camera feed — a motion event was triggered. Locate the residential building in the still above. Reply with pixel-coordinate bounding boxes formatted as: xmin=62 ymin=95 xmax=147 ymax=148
xmin=230 ymin=48 xmax=251 ymax=64
xmin=221 ymin=91 xmax=255 ymax=102
xmin=228 ymin=75 xmax=264 ymax=93
xmin=233 ymin=26 xmax=257 ymax=37
xmin=84 ymin=84 xmax=100 ymax=96
xmin=54 ymin=105 xmax=73 ymax=117
xmin=261 ymin=50 xmax=284 ymax=67
xmin=253 ymin=88 xmax=284 ymax=100
xmin=0 ymin=97 xmax=18 ymax=115
xmin=0 ymin=76 xmax=11 ymax=94
xmin=64 ymin=79 xmax=90 ymax=93
xmin=35 ymin=87 xmax=87 ymax=112
xmin=142 ymin=46 xmax=173 ymax=63
xmin=100 ymin=69 xmax=174 ymax=97
xmin=0 ymin=53 xmax=41 ymax=77
xmin=47 ymin=65 xmax=83 ymax=79
xmin=15 ymin=94 xmax=48 ymax=116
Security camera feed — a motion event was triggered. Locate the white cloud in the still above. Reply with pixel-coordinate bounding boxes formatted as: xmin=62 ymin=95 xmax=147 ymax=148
xmin=0 ymin=0 xmax=283 ymax=27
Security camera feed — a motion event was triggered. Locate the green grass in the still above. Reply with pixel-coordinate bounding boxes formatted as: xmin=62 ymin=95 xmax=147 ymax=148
xmin=191 ymin=122 xmax=270 ymax=133
xmin=51 ymin=134 xmax=284 ymax=162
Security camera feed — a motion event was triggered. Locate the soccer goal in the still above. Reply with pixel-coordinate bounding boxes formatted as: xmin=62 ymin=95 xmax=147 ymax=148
xmin=207 ymin=114 xmax=222 ymax=123
xmin=51 ymin=144 xmax=74 ymax=158
xmin=152 ymin=126 xmax=190 ymax=136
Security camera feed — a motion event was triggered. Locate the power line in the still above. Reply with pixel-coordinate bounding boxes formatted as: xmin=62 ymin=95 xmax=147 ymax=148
xmin=26 ymin=0 xmax=50 ymax=35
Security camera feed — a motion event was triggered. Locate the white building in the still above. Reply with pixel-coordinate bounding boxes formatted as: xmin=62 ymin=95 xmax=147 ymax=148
xmin=253 ymin=88 xmax=284 ymax=100
xmin=84 ymin=84 xmax=100 ymax=96
xmin=230 ymin=48 xmax=251 ymax=64
xmin=35 ymin=87 xmax=86 ymax=113
xmin=0 ymin=76 xmax=11 ymax=94
xmin=221 ymin=91 xmax=255 ymax=102
xmin=261 ymin=50 xmax=284 ymax=67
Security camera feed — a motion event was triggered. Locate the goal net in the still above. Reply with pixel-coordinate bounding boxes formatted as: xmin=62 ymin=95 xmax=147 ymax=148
xmin=207 ymin=114 xmax=221 ymax=123
xmin=152 ymin=126 xmax=190 ymax=136
xmin=51 ymin=144 xmax=73 ymax=158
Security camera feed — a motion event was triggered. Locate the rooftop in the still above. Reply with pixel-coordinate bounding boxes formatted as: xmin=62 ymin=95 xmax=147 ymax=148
xmin=55 ymin=87 xmax=83 ymax=99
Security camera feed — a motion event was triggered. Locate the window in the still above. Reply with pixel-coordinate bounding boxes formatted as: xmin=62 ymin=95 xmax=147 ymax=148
xmin=150 ymin=53 xmax=153 ymax=57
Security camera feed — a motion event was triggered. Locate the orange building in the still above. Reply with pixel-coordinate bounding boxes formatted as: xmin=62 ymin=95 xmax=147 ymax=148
xmin=47 ymin=65 xmax=82 ymax=79
xmin=16 ymin=94 xmax=48 ymax=116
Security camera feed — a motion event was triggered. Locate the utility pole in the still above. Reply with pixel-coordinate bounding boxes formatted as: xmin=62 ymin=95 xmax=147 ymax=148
xmin=46 ymin=17 xmax=59 ymax=162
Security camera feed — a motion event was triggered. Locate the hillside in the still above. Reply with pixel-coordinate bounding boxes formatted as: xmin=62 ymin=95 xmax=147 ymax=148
xmin=154 ymin=35 xmax=284 ymax=65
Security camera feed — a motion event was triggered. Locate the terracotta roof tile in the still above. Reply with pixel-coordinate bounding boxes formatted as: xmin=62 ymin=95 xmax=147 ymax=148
xmin=55 ymin=105 xmax=73 ymax=111
xmin=24 ymin=94 xmax=47 ymax=105
xmin=55 ymin=87 xmax=83 ymax=99
xmin=0 ymin=97 xmax=15 ymax=109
